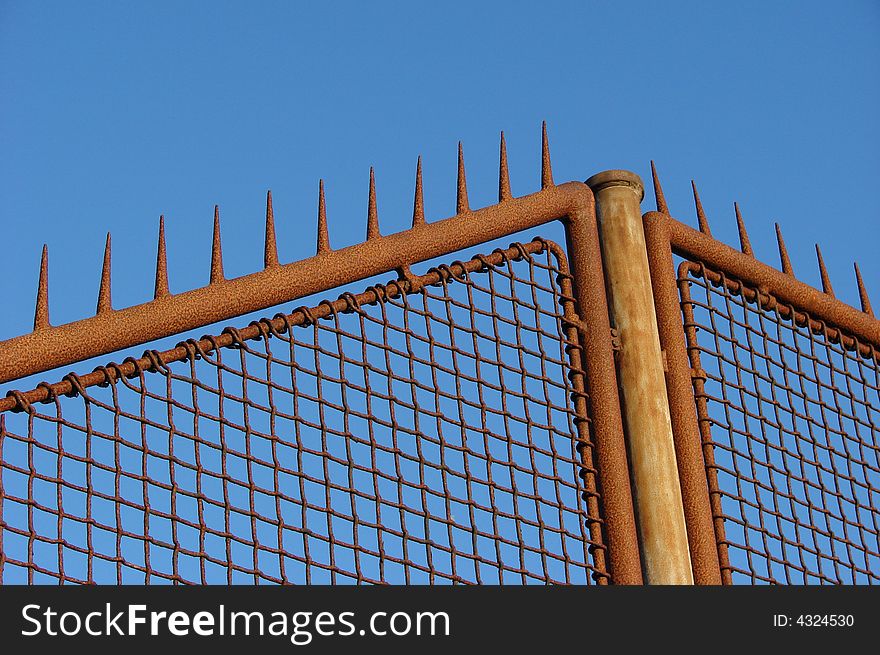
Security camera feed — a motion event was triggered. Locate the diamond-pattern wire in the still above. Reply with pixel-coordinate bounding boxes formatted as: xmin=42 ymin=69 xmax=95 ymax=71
xmin=679 ymin=261 xmax=880 ymax=584
xmin=0 ymin=239 xmax=608 ymax=584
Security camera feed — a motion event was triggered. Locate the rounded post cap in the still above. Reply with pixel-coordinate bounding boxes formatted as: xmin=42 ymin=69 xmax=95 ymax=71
xmin=586 ymin=169 xmax=644 ymax=202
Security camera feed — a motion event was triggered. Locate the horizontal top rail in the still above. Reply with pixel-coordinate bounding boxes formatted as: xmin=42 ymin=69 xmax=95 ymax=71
xmin=644 ymin=211 xmax=880 ymax=356
xmin=0 ymin=238 xmax=564 ymax=413
xmin=0 ymin=175 xmax=594 ymax=387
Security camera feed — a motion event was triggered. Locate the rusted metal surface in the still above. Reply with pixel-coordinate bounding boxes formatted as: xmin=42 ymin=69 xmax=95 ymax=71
xmin=8 ymin=124 xmax=875 ymax=586
xmin=656 ymin=216 xmax=880 ymax=357
xmin=0 ymin=239 xmax=615 ymax=584
xmin=587 ymin=170 xmax=693 ymax=584
xmin=643 ymin=211 xmax=723 ymax=585
xmin=679 ymin=261 xmax=878 ymax=583
xmin=561 ymin=186 xmax=642 ymax=584
xmin=645 ymin=169 xmax=879 ymax=584
xmin=0 ymin=183 xmax=592 ymax=385
xmin=0 ymin=128 xmax=602 ymax=386
xmin=675 ymin=268 xmax=738 ymax=585
xmin=0 ymin=126 xmax=644 ymax=584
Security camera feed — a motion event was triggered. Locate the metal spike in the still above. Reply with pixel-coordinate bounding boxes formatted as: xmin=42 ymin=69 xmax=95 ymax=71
xmin=366 ymin=167 xmax=380 ymax=240
xmin=815 ymin=245 xmax=835 ymax=297
xmin=457 ymin=142 xmax=470 ymax=214
xmin=541 ymin=121 xmax=554 ymax=189
xmin=210 ymin=205 xmax=224 ymax=284
xmin=775 ymin=223 xmax=794 ymax=276
xmin=650 ymin=161 xmax=669 ymax=214
xmin=412 ymin=157 xmax=425 ymax=227
xmin=264 ymin=190 xmax=279 ymax=268
xmin=316 ymin=180 xmax=330 ymax=254
xmin=734 ymin=203 xmax=753 ymax=256
xmin=154 ymin=216 xmax=169 ymax=299
xmin=691 ymin=181 xmax=711 ymax=235
xmin=854 ymin=263 xmax=874 ymax=317
xmin=34 ymin=244 xmax=50 ymax=330
xmin=499 ymin=131 xmax=511 ymax=202
xmin=97 ymin=233 xmax=112 ymax=314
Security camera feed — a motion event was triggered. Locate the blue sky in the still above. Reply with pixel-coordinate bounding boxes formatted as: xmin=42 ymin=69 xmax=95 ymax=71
xmin=0 ymin=0 xmax=877 ymax=585
xmin=1 ymin=0 xmax=878 ymax=364
xmin=1 ymin=1 xmax=878 ymax=351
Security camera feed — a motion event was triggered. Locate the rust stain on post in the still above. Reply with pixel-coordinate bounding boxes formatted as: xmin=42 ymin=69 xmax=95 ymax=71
xmin=587 ymin=169 xmax=693 ymax=584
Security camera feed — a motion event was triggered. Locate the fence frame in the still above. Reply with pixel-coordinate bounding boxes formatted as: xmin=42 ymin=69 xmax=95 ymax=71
xmin=643 ymin=204 xmax=880 ymax=584
xmin=3 ymin=133 xmax=877 ymax=584
xmin=0 ymin=238 xmax=618 ymax=584
xmin=0 ymin=134 xmax=645 ymax=584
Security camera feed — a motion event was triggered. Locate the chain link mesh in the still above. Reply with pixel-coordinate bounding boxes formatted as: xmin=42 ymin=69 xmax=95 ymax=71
xmin=0 ymin=239 xmax=608 ymax=585
xmin=679 ymin=261 xmax=880 ymax=584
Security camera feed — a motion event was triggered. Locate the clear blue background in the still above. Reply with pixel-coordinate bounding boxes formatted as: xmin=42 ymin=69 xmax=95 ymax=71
xmin=1 ymin=0 xmax=878 ymax=586
xmin=1 ymin=0 xmax=878 ymax=369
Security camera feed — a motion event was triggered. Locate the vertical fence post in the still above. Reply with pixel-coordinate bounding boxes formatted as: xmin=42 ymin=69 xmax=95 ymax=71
xmin=643 ymin=211 xmax=724 ymax=584
xmin=586 ymin=170 xmax=693 ymax=584
xmin=564 ymin=203 xmax=644 ymax=585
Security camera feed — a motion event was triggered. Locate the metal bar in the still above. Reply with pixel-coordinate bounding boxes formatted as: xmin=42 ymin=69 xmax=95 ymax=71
xmin=587 ymin=170 xmax=693 ymax=584
xmin=0 ymin=182 xmax=595 ymax=385
xmin=545 ymin=240 xmax=610 ymax=584
xmin=0 ymin=238 xmax=616 ymax=585
xmin=675 ymin=264 xmax=733 ymax=584
xmin=1 ymin=186 xmax=645 ymax=585
xmin=677 ymin=257 xmax=877 ymax=584
xmin=0 ymin=241 xmax=546 ymax=411
xmin=643 ymin=211 xmax=723 ymax=584
xmin=661 ymin=213 xmax=880 ymax=350
xmin=561 ymin=210 xmax=643 ymax=584
xmin=677 ymin=258 xmax=879 ymax=362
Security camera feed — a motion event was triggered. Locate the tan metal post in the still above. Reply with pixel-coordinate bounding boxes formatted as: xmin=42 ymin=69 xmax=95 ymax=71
xmin=586 ymin=170 xmax=693 ymax=584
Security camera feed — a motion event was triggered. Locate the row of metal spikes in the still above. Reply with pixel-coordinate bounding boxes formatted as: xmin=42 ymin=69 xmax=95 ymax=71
xmin=28 ymin=128 xmax=873 ymax=333
xmin=31 ymin=124 xmax=556 ymax=331
xmin=649 ymin=162 xmax=874 ymax=318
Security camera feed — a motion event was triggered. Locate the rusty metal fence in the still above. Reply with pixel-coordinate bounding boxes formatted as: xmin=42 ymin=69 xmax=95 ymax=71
xmin=644 ymin=169 xmax=879 ymax=585
xmin=0 ymin=128 xmax=644 ymax=585
xmin=0 ymin=239 xmax=612 ymax=584
xmin=0 ymin=126 xmax=877 ymax=585
xmin=679 ymin=261 xmax=879 ymax=584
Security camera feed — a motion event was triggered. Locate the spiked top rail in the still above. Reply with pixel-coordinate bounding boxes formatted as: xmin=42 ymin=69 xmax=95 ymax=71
xmin=645 ymin=163 xmax=878 ymax=585
xmin=0 ymin=238 xmax=614 ymax=584
xmin=654 ymin=218 xmax=880 ymax=355
xmin=0 ymin=184 xmax=597 ymax=392
xmin=0 ymin=126 xmax=645 ymax=584
xmin=4 ymin=126 xmax=876 ymax=586
xmin=645 ymin=162 xmax=878 ymax=358
xmin=0 ymin=129 xmax=579 ymax=388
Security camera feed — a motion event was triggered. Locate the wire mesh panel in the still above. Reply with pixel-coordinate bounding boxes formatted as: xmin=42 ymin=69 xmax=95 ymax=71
xmin=678 ymin=261 xmax=880 ymax=584
xmin=0 ymin=239 xmax=609 ymax=585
